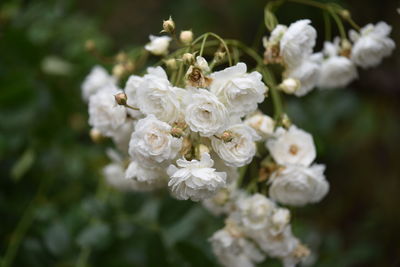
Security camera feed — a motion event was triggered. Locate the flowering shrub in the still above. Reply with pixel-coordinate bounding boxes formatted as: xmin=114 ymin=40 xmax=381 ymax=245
xmin=81 ymin=0 xmax=395 ymax=266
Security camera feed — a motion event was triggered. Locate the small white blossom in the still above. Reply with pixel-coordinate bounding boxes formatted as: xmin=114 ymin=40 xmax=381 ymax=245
xmin=244 ymin=112 xmax=275 ymax=139
xmin=136 ymin=67 xmax=184 ymax=123
xmin=81 ymin=66 xmax=116 ymax=101
xmin=284 ymin=56 xmax=320 ymax=97
xmin=270 ymin=208 xmax=291 ymax=236
xmin=167 ymin=153 xmax=227 ymax=201
xmin=350 ymin=22 xmax=395 ymax=68
xmin=237 ymin=194 xmax=276 ymax=231
xmin=212 ymin=124 xmax=260 ymax=167
xmin=265 ymin=25 xmax=287 ymax=45
xmin=210 ymin=63 xmax=267 ymax=117
xmin=88 ymin=86 xmax=127 ymax=137
xmin=210 ymin=225 xmax=266 ymax=267
xmin=185 ymin=89 xmax=228 ymax=137
xmin=145 ymin=35 xmax=172 ymax=56
xmin=202 ymin=184 xmax=244 ymax=216
xmin=125 ymin=160 xmax=167 ymax=191
xmin=266 ymin=125 xmax=316 ymax=167
xmin=128 ymin=115 xmax=182 ymax=164
xmin=317 ymin=41 xmax=358 ymax=89
xmin=269 ymin=164 xmax=329 ymax=206
xmin=280 ymin=20 xmax=317 ymax=68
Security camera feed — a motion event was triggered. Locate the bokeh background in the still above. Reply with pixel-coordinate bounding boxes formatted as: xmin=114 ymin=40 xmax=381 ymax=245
xmin=1 ymin=0 xmax=399 ymax=266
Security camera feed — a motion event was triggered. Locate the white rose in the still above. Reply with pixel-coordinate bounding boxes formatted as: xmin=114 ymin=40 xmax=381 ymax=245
xmin=280 ymin=20 xmax=317 ymax=68
xmin=244 ymin=112 xmax=275 ymax=139
xmin=266 ymin=125 xmax=316 ymax=166
xmin=210 ymin=226 xmax=266 ymax=267
xmin=136 ymin=67 xmax=184 ymax=123
xmin=269 ymin=208 xmax=291 ymax=236
xmin=88 ymin=86 xmax=127 ymax=137
xmin=111 ymin=119 xmax=135 ymax=155
xmin=145 ymin=35 xmax=172 ymax=56
xmin=185 ymin=89 xmax=228 ymax=137
xmin=124 ymin=75 xmax=144 ymax=118
xmin=210 ymin=63 xmax=267 ymax=117
xmin=212 ymin=124 xmax=260 ymax=167
xmin=251 ymin=226 xmax=299 ymax=259
xmin=128 ymin=115 xmax=182 ymax=164
xmin=125 ymin=160 xmax=167 ymax=191
xmin=167 ymin=153 xmax=227 ymax=201
xmin=284 ymin=56 xmax=320 ymax=97
xmin=237 ymin=194 xmax=276 ymax=231
xmin=350 ymin=22 xmax=395 ymax=68
xmin=81 ymin=65 xmax=116 ymax=101
xmin=317 ymin=41 xmax=358 ymax=89
xmin=269 ymin=164 xmax=329 ymax=206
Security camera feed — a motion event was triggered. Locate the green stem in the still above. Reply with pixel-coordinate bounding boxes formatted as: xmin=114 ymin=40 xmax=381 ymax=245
xmin=328 ymin=6 xmax=347 ymax=40
xmin=323 ymin=11 xmax=332 ymax=41
xmin=2 ymin=177 xmax=51 ymax=267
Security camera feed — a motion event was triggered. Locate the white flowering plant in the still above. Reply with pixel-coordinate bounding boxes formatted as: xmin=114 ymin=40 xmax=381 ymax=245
xmin=81 ymin=1 xmax=395 ymax=266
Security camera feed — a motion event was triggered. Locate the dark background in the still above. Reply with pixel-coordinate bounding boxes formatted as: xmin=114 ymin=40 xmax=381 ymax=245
xmin=0 ymin=0 xmax=399 ymax=266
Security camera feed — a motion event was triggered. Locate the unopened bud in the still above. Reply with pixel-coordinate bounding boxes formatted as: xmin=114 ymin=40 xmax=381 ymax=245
xmin=162 ymin=16 xmax=175 ymax=34
xmin=214 ymin=51 xmax=226 ymax=62
xmin=125 ymin=61 xmax=135 ymax=72
xmin=114 ymin=92 xmax=128 ymax=106
xmin=182 ymin=53 xmax=195 ymax=65
xmin=85 ymin=40 xmax=95 ymax=51
xmin=195 ymin=144 xmax=210 ymax=160
xmin=90 ymin=128 xmax=103 ymax=143
xmin=180 ymin=30 xmax=193 ymax=45
xmin=281 ymin=113 xmax=292 ymax=129
xmin=340 ymin=9 xmax=351 ymax=20
xmin=339 ymin=39 xmax=352 ymax=58
xmin=171 ymin=127 xmax=185 ymax=138
xmin=112 ymin=64 xmax=125 ymax=78
xmin=115 ymin=52 xmax=128 ymax=63
xmin=165 ymin=58 xmax=178 ymax=70
xmin=279 ymin=78 xmax=300 ymax=94
xmin=221 ymin=131 xmax=233 ymax=142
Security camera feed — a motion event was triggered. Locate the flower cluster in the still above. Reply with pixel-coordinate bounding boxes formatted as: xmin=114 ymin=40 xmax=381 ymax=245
xmin=263 ymin=20 xmax=395 ymax=95
xmin=81 ymin=5 xmax=394 ymax=266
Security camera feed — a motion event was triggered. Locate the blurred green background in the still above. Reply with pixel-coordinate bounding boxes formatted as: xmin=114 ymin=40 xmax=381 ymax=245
xmin=1 ymin=0 xmax=399 ymax=266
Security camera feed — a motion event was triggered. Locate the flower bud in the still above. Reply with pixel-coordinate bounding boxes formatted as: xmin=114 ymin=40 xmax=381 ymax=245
xmin=112 ymin=64 xmax=125 ymax=78
xmin=339 ymin=39 xmax=352 ymax=58
xmin=279 ymin=78 xmax=300 ymax=94
xmin=115 ymin=52 xmax=127 ymax=63
xmin=214 ymin=51 xmax=226 ymax=62
xmin=164 ymin=58 xmax=178 ymax=70
xmin=162 ymin=16 xmax=175 ymax=34
xmin=221 ymin=131 xmax=233 ymax=142
xmin=182 ymin=53 xmax=195 ymax=65
xmin=89 ymin=128 xmax=103 ymax=143
xmin=84 ymin=39 xmax=95 ymax=51
xmin=339 ymin=9 xmax=351 ymax=20
xmin=180 ymin=30 xmax=193 ymax=45
xmin=281 ymin=113 xmax=292 ymax=129
xmin=114 ymin=92 xmax=128 ymax=106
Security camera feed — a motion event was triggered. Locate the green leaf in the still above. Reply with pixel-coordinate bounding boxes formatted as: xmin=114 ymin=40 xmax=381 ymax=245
xmin=11 ymin=148 xmax=35 ymax=181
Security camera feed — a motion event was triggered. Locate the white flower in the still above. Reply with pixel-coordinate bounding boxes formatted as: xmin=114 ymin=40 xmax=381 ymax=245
xmin=185 ymin=89 xmax=228 ymax=137
xmin=125 ymin=160 xmax=167 ymax=191
xmin=237 ymin=194 xmax=276 ymax=231
xmin=280 ymin=20 xmax=317 ymax=68
xmin=195 ymin=56 xmax=210 ymax=72
xmin=244 ymin=112 xmax=275 ymax=139
xmin=111 ymin=119 xmax=135 ymax=155
xmin=270 ymin=208 xmax=291 ymax=236
xmin=317 ymin=41 xmax=358 ymax=89
xmin=128 ymin=115 xmax=182 ymax=164
xmin=269 ymin=164 xmax=329 ymax=206
xmin=136 ymin=67 xmax=184 ymax=123
xmin=210 ymin=226 xmax=266 ymax=267
xmin=145 ymin=35 xmax=172 ymax=56
xmin=124 ymin=75 xmax=144 ymax=118
xmin=212 ymin=124 xmax=260 ymax=167
xmin=284 ymin=56 xmax=320 ymax=96
xmin=167 ymin=153 xmax=227 ymax=201
xmin=202 ymin=185 xmax=244 ymax=216
xmin=81 ymin=66 xmax=116 ymax=101
xmin=350 ymin=22 xmax=395 ymax=68
xmin=210 ymin=63 xmax=267 ymax=117
xmin=265 ymin=25 xmax=287 ymax=45
xmin=88 ymin=86 xmax=127 ymax=137
xmin=251 ymin=226 xmax=299 ymax=259
xmin=266 ymin=125 xmax=316 ymax=166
